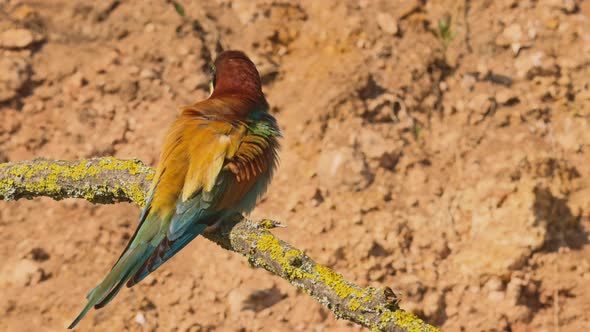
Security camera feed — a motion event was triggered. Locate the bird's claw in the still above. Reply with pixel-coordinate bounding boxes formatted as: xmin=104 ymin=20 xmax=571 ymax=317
xmin=258 ymin=219 xmax=286 ymax=230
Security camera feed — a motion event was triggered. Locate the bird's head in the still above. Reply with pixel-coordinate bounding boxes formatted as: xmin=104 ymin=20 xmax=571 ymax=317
xmin=209 ymin=50 xmax=264 ymax=100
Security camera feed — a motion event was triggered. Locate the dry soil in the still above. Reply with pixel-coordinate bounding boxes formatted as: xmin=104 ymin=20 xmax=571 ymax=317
xmin=1 ymin=0 xmax=589 ymax=331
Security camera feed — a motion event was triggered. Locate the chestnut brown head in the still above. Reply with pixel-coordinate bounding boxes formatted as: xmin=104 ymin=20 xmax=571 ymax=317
xmin=209 ymin=51 xmax=263 ymax=99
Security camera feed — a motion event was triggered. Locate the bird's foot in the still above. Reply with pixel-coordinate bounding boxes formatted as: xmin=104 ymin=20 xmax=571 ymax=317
xmin=258 ymin=219 xmax=286 ymax=230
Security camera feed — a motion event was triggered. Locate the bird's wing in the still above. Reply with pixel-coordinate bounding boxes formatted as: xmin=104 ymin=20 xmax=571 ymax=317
xmin=126 ymin=117 xmax=245 ymax=286
xmin=214 ymin=120 xmax=280 ymax=211
xmin=127 ymin=116 xmax=279 ymax=286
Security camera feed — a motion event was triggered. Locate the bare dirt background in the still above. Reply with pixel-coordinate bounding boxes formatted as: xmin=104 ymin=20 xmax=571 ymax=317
xmin=1 ymin=0 xmax=590 ymax=331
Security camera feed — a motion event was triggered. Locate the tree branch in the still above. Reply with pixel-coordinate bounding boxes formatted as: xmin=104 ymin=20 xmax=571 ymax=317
xmin=0 ymin=158 xmax=439 ymax=332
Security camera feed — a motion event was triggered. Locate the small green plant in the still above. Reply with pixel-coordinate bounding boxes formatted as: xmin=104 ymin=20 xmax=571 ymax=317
xmin=412 ymin=121 xmax=422 ymax=139
xmin=437 ymin=18 xmax=455 ymax=50
xmin=168 ymin=0 xmax=186 ymax=17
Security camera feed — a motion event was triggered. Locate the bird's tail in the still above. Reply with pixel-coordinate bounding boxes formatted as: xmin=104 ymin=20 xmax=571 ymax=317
xmin=68 ymin=241 xmax=158 ymax=329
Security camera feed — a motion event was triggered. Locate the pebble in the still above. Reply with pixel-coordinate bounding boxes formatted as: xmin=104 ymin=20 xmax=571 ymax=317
xmin=562 ymin=0 xmax=578 ymax=13
xmin=376 ymin=13 xmax=399 ymax=35
xmin=134 ymin=312 xmax=147 ymax=326
xmin=514 ymin=51 xmax=558 ymax=79
xmin=0 ymin=57 xmax=30 ymax=102
xmin=495 ymin=89 xmax=518 ymax=105
xmin=461 ymin=74 xmax=477 ymax=91
xmin=0 ymin=260 xmax=41 ymax=287
xmin=317 ymin=147 xmax=373 ymax=191
xmin=496 ymin=23 xmax=521 ymax=46
xmin=139 ymin=68 xmax=157 ymax=80
xmin=547 ymin=0 xmax=578 ymax=13
xmin=0 ymin=28 xmax=35 ymax=49
xmin=496 ymin=23 xmax=531 ymax=55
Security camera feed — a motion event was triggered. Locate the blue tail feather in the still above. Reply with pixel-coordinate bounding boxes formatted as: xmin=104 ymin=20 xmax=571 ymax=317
xmin=68 ymin=242 xmax=157 ymax=329
xmin=126 ymin=223 xmax=207 ymax=287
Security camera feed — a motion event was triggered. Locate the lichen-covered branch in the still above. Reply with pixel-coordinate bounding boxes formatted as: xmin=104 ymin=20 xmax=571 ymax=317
xmin=0 ymin=158 xmax=439 ymax=332
xmin=0 ymin=157 xmax=154 ymax=205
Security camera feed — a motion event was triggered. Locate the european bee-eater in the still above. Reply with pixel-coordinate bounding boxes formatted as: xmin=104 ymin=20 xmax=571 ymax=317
xmin=69 ymin=50 xmax=281 ymax=328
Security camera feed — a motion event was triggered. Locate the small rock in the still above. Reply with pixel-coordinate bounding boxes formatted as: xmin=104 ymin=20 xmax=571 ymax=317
xmin=0 ymin=260 xmax=42 ymax=287
xmin=496 ymin=89 xmax=519 ymax=105
xmin=277 ymin=46 xmax=288 ymax=56
xmin=477 ymin=61 xmax=490 ymax=76
xmin=547 ymin=0 xmax=578 ymax=13
xmin=506 ymin=276 xmax=524 ymax=305
xmin=351 ymin=212 xmax=363 ymax=225
xmin=496 ymin=23 xmax=531 ymax=55
xmin=355 ymin=129 xmax=390 ymax=160
xmin=460 ymin=74 xmax=477 ymax=91
xmin=67 ymin=71 xmax=87 ymax=89
xmin=484 ymin=276 xmax=505 ymax=292
xmin=144 ymin=23 xmax=155 ymax=33
xmin=496 ymin=23 xmax=522 ymax=46
xmin=451 ymin=180 xmax=547 ymax=280
xmin=139 ymin=297 xmax=156 ymax=311
xmin=376 ymin=13 xmax=399 ymax=35
xmin=364 ymin=93 xmax=395 ymax=122
xmin=134 ymin=312 xmax=147 ymax=326
xmin=562 ymin=0 xmax=578 ymax=13
xmin=0 ymin=57 xmax=30 ymax=102
xmin=139 ymin=68 xmax=157 ymax=80
xmin=0 ymin=28 xmax=35 ymax=49
xmin=514 ymin=51 xmax=558 ymax=79
xmin=22 ymin=100 xmax=45 ymax=114
xmin=317 ymin=147 xmax=373 ymax=191
xmin=467 ymin=93 xmax=493 ymax=122
xmin=422 ymin=291 xmax=444 ymax=319
xmin=527 ymin=26 xmax=537 ymax=40
xmin=488 ymin=290 xmax=505 ymax=302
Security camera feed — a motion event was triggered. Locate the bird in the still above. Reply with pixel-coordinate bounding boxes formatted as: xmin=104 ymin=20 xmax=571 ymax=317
xmin=69 ymin=50 xmax=281 ymax=329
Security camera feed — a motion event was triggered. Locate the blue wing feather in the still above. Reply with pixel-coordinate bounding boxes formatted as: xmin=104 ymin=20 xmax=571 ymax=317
xmin=125 ymin=189 xmax=223 ymax=287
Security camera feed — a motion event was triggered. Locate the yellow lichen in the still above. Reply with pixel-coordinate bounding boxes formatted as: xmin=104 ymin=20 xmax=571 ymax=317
xmin=285 ymin=249 xmax=302 ymax=260
xmin=256 ymin=233 xmax=284 ymax=259
xmin=121 ymin=183 xmax=147 ymax=207
xmin=348 ymin=298 xmax=361 ymax=311
xmin=255 ymin=233 xmax=306 ymax=280
xmin=98 ymin=157 xmax=148 ymax=175
xmin=378 ymin=310 xmax=441 ymax=332
xmin=0 ymin=178 xmax=16 ymax=196
xmin=9 ymin=164 xmax=34 ymax=177
xmin=315 ymin=265 xmax=364 ymax=299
